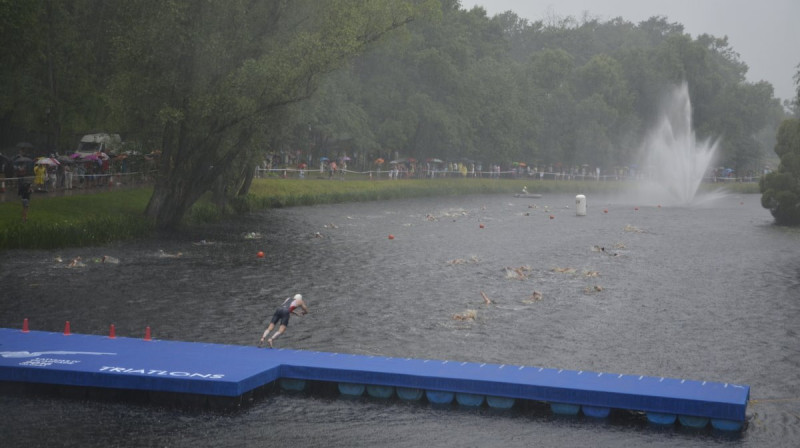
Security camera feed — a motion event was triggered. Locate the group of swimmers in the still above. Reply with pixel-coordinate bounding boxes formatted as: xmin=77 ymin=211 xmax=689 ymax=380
xmin=58 ymin=249 xmax=186 ymax=268
xmin=57 ymin=255 xmax=120 ymax=268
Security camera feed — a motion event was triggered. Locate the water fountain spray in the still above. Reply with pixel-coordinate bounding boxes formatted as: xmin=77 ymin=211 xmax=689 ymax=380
xmin=635 ymin=83 xmax=719 ymax=205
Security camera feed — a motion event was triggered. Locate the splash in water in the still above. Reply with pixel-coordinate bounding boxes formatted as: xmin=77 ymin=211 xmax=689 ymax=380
xmin=634 ymin=83 xmax=719 ymax=206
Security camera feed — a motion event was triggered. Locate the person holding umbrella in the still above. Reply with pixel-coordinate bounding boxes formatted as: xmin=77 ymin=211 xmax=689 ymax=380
xmin=34 ymin=162 xmax=46 ymax=191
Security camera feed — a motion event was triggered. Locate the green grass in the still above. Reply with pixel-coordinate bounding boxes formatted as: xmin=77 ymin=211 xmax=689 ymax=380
xmin=0 ymin=178 xmax=760 ymax=250
xmin=239 ymin=177 xmax=637 ymax=210
xmin=699 ymin=181 xmax=760 ymax=194
xmin=240 ymin=177 xmax=758 ymax=210
xmin=0 ymin=188 xmax=155 ymax=250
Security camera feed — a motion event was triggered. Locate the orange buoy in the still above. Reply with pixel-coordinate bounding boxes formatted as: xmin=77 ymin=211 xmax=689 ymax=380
xmin=634 ymin=207 xmax=639 ymax=211
xmin=257 ymin=251 xmax=265 ymax=258
xmin=479 ymin=223 xmax=485 ymax=229
xmin=549 ymin=215 xmax=555 ymax=220
xmin=603 ymin=209 xmax=608 ymax=214
xmin=388 ymin=234 xmax=395 ymax=240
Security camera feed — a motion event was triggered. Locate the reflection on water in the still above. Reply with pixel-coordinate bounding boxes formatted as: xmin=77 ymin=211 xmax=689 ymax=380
xmin=1 ymin=193 xmax=799 ymax=447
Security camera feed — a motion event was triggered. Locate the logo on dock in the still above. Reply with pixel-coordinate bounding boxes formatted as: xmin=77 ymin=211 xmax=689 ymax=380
xmin=99 ymin=366 xmax=225 ymax=379
xmin=1 ymin=351 xmax=117 ymax=358
xmin=0 ymin=350 xmax=116 ymax=367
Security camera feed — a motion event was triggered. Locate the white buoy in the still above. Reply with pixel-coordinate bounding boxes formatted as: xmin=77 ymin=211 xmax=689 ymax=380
xmin=576 ymin=194 xmax=587 ymax=216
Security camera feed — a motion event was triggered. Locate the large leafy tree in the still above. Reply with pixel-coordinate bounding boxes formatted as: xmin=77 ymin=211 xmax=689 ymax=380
xmin=523 ymin=48 xmax=576 ymax=167
xmin=0 ymin=0 xmax=112 ymax=151
xmin=104 ymin=0 xmax=426 ymax=229
xmin=709 ymin=81 xmax=783 ymax=173
xmin=760 ymin=66 xmax=800 ymax=226
xmin=572 ymin=54 xmax=634 ymax=168
xmin=760 ymin=65 xmax=800 ymax=225
xmin=323 ymin=1 xmax=517 ymax=164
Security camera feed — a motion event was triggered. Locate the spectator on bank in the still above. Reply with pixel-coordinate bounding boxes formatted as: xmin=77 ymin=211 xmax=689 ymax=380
xmin=75 ymin=163 xmax=85 ymax=187
xmin=329 ymin=160 xmax=337 ymax=179
xmin=34 ymin=164 xmax=46 ymax=190
xmin=18 ymin=181 xmax=32 ymax=222
xmin=57 ymin=163 xmax=65 ymax=188
xmin=49 ymin=165 xmax=57 ymax=190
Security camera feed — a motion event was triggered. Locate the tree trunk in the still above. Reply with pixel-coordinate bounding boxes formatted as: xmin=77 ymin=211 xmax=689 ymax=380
xmin=145 ymin=166 xmax=210 ymax=230
xmin=237 ymin=164 xmax=255 ymax=197
xmin=146 ymin=182 xmax=187 ymax=230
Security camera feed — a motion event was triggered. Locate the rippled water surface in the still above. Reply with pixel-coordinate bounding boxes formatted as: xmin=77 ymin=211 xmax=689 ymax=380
xmin=2 ymin=193 xmax=799 ymax=447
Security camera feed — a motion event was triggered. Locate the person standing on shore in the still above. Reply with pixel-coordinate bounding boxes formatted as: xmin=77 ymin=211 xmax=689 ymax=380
xmin=33 ymin=164 xmax=45 ymax=190
xmin=259 ymin=294 xmax=309 ymax=348
xmin=64 ymin=164 xmax=73 ymax=189
xmin=18 ymin=181 xmax=32 ymax=222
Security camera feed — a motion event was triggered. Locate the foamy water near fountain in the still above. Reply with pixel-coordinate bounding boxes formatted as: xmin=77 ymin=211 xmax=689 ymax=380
xmin=632 ymin=83 xmax=719 ymax=206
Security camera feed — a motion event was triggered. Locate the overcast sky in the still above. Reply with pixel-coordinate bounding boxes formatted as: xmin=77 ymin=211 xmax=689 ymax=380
xmin=460 ymin=0 xmax=799 ymax=102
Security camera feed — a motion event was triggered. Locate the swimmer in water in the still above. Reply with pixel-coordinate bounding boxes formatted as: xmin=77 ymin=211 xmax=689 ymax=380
xmin=158 ymin=250 xmax=183 ymax=258
xmin=600 ymin=247 xmax=619 ymax=257
xmin=259 ymin=294 xmax=309 ymax=348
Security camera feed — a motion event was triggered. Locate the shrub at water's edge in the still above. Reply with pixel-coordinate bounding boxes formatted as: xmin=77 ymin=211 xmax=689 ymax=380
xmin=760 ymin=118 xmax=800 ymax=226
xmin=0 ymin=179 xmax=759 ymax=250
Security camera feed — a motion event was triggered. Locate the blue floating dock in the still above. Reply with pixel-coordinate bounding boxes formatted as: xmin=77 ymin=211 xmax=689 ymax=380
xmin=0 ymin=328 xmax=749 ymax=429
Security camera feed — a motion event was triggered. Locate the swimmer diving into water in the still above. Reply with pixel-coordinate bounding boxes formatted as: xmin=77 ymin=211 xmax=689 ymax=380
xmin=259 ymin=294 xmax=309 ymax=348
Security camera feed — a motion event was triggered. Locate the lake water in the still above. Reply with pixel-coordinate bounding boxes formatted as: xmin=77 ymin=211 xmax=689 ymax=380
xmin=1 ymin=192 xmax=799 ymax=447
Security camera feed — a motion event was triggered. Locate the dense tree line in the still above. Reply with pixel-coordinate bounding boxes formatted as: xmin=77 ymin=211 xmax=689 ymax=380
xmin=0 ymin=0 xmax=790 ymax=228
xmin=293 ymin=2 xmax=787 ymax=176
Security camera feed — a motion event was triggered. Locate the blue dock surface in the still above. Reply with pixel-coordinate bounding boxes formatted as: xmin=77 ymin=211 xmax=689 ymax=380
xmin=0 ymin=328 xmax=749 ymax=429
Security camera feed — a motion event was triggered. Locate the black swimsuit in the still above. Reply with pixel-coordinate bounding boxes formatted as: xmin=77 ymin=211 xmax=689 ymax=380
xmin=270 ymin=297 xmax=294 ymax=326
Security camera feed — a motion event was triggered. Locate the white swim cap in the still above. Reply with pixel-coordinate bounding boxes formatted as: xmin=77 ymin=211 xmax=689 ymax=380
xmin=293 ymin=294 xmax=302 ymax=301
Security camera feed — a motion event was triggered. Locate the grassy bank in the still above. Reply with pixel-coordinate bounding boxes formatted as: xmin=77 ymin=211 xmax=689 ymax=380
xmin=0 ymin=188 xmax=155 ymax=250
xmin=0 ymin=178 xmax=759 ymax=250
xmin=239 ymin=178 xmax=618 ymax=208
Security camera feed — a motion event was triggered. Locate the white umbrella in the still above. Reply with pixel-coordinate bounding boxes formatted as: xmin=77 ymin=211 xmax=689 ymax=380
xmin=35 ymin=157 xmax=60 ymax=166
